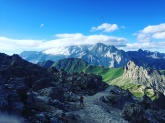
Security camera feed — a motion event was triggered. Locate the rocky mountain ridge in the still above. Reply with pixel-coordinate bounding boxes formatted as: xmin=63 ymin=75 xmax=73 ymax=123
xmin=127 ymin=49 xmax=165 ymax=70
xmin=20 ymin=43 xmax=130 ymax=68
xmin=20 ymin=43 xmax=165 ymax=70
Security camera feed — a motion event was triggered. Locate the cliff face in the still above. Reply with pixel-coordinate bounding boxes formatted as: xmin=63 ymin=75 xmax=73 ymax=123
xmin=123 ymin=61 xmax=165 ymax=94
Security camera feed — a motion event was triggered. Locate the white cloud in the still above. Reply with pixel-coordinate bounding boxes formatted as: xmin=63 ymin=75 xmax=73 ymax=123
xmin=142 ymin=23 xmax=165 ymax=34
xmin=125 ymin=42 xmax=165 ymax=51
xmin=0 ymin=37 xmax=43 ymax=55
xmin=91 ymin=23 xmax=119 ymax=32
xmin=130 ymin=23 xmax=165 ymax=52
xmin=1 ymin=29 xmax=165 ymax=55
xmin=40 ymin=24 xmax=44 ymax=28
xmin=0 ymin=34 xmax=127 ymax=55
xmin=136 ymin=23 xmax=165 ymax=42
xmin=152 ymin=31 xmax=165 ymax=39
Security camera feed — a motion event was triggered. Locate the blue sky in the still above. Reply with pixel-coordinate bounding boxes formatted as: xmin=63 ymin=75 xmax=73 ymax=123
xmin=0 ymin=0 xmax=165 ymax=55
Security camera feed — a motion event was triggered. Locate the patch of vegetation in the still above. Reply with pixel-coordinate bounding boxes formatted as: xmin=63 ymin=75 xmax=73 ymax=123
xmin=52 ymin=58 xmax=124 ymax=83
xmin=84 ymin=65 xmax=124 ymax=83
xmin=144 ymin=88 xmax=158 ymax=100
xmin=121 ymin=83 xmax=144 ymax=97
xmin=110 ymin=78 xmax=159 ymax=100
xmin=160 ymin=70 xmax=165 ymax=76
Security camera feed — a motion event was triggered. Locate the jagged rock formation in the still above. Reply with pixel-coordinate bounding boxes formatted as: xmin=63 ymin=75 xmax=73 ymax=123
xmin=123 ymin=61 xmax=165 ymax=94
xmin=110 ymin=60 xmax=165 ymax=101
xmin=20 ymin=43 xmax=130 ymax=68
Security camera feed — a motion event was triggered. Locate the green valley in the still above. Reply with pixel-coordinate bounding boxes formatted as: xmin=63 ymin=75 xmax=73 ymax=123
xmin=51 ymin=58 xmax=124 ymax=83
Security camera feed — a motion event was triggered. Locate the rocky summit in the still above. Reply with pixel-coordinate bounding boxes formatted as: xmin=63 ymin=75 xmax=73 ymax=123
xmin=1 ymin=52 xmax=165 ymax=123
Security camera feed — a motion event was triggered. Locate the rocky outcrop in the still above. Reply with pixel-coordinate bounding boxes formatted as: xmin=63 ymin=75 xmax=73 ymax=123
xmin=123 ymin=61 xmax=165 ymax=94
xmin=99 ymin=86 xmax=134 ymax=109
xmin=53 ymin=71 xmax=108 ymax=95
xmin=0 ymin=53 xmax=108 ymax=123
xmin=99 ymin=86 xmax=165 ymax=123
xmin=122 ymin=101 xmax=165 ymax=123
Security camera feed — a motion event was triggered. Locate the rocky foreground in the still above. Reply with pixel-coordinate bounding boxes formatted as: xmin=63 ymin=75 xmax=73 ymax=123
xmin=0 ymin=53 xmax=165 ymax=123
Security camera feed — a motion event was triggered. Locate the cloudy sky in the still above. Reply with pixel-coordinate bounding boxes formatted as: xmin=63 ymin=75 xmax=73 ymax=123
xmin=0 ymin=0 xmax=165 ymax=55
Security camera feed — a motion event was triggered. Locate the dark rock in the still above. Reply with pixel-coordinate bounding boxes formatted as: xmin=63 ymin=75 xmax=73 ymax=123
xmin=154 ymin=92 xmax=165 ymax=109
xmin=48 ymin=67 xmax=59 ymax=74
xmin=32 ymin=78 xmax=52 ymax=91
xmin=38 ymin=87 xmax=65 ymax=102
xmin=122 ymin=102 xmax=165 ymax=123
xmin=151 ymin=110 xmax=165 ymax=123
xmin=50 ymin=117 xmax=63 ymax=123
xmin=11 ymin=102 xmax=24 ymax=114
xmin=35 ymin=113 xmax=48 ymax=123
xmin=122 ymin=103 xmax=150 ymax=123
xmin=100 ymin=86 xmax=134 ymax=109
xmin=139 ymin=94 xmax=157 ymax=110
xmin=57 ymin=112 xmax=78 ymax=123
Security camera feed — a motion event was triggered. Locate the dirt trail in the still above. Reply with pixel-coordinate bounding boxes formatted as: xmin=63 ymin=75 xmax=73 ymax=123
xmin=70 ymin=87 xmax=128 ymax=123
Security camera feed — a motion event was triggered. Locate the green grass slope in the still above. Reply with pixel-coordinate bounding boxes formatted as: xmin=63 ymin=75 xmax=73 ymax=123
xmin=52 ymin=58 xmax=89 ymax=73
xmin=160 ymin=70 xmax=165 ymax=76
xmin=52 ymin=58 xmax=124 ymax=83
xmin=110 ymin=76 xmax=158 ymax=100
xmin=83 ymin=65 xmax=123 ymax=82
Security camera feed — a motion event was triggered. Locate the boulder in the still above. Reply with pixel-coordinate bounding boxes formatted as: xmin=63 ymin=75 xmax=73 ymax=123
xmin=38 ymin=87 xmax=65 ymax=102
xmin=100 ymin=86 xmax=134 ymax=109
xmin=32 ymin=78 xmax=52 ymax=91
xmin=122 ymin=102 xmax=165 ymax=123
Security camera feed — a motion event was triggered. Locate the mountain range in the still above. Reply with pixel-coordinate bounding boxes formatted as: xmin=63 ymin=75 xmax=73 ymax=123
xmin=20 ymin=43 xmax=130 ymax=68
xmin=20 ymin=43 xmax=165 ymax=70
xmin=1 ymin=52 xmax=165 ymax=123
xmin=19 ymin=42 xmax=165 ymax=100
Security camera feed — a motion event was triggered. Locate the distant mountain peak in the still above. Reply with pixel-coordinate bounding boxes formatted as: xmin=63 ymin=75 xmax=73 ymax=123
xmin=20 ymin=43 xmax=130 ymax=68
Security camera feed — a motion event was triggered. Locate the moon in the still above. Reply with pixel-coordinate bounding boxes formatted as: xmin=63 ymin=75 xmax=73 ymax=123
xmin=40 ymin=24 xmax=44 ymax=28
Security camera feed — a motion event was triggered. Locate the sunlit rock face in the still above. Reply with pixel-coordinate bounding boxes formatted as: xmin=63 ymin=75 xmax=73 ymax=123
xmin=123 ymin=61 xmax=165 ymax=94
